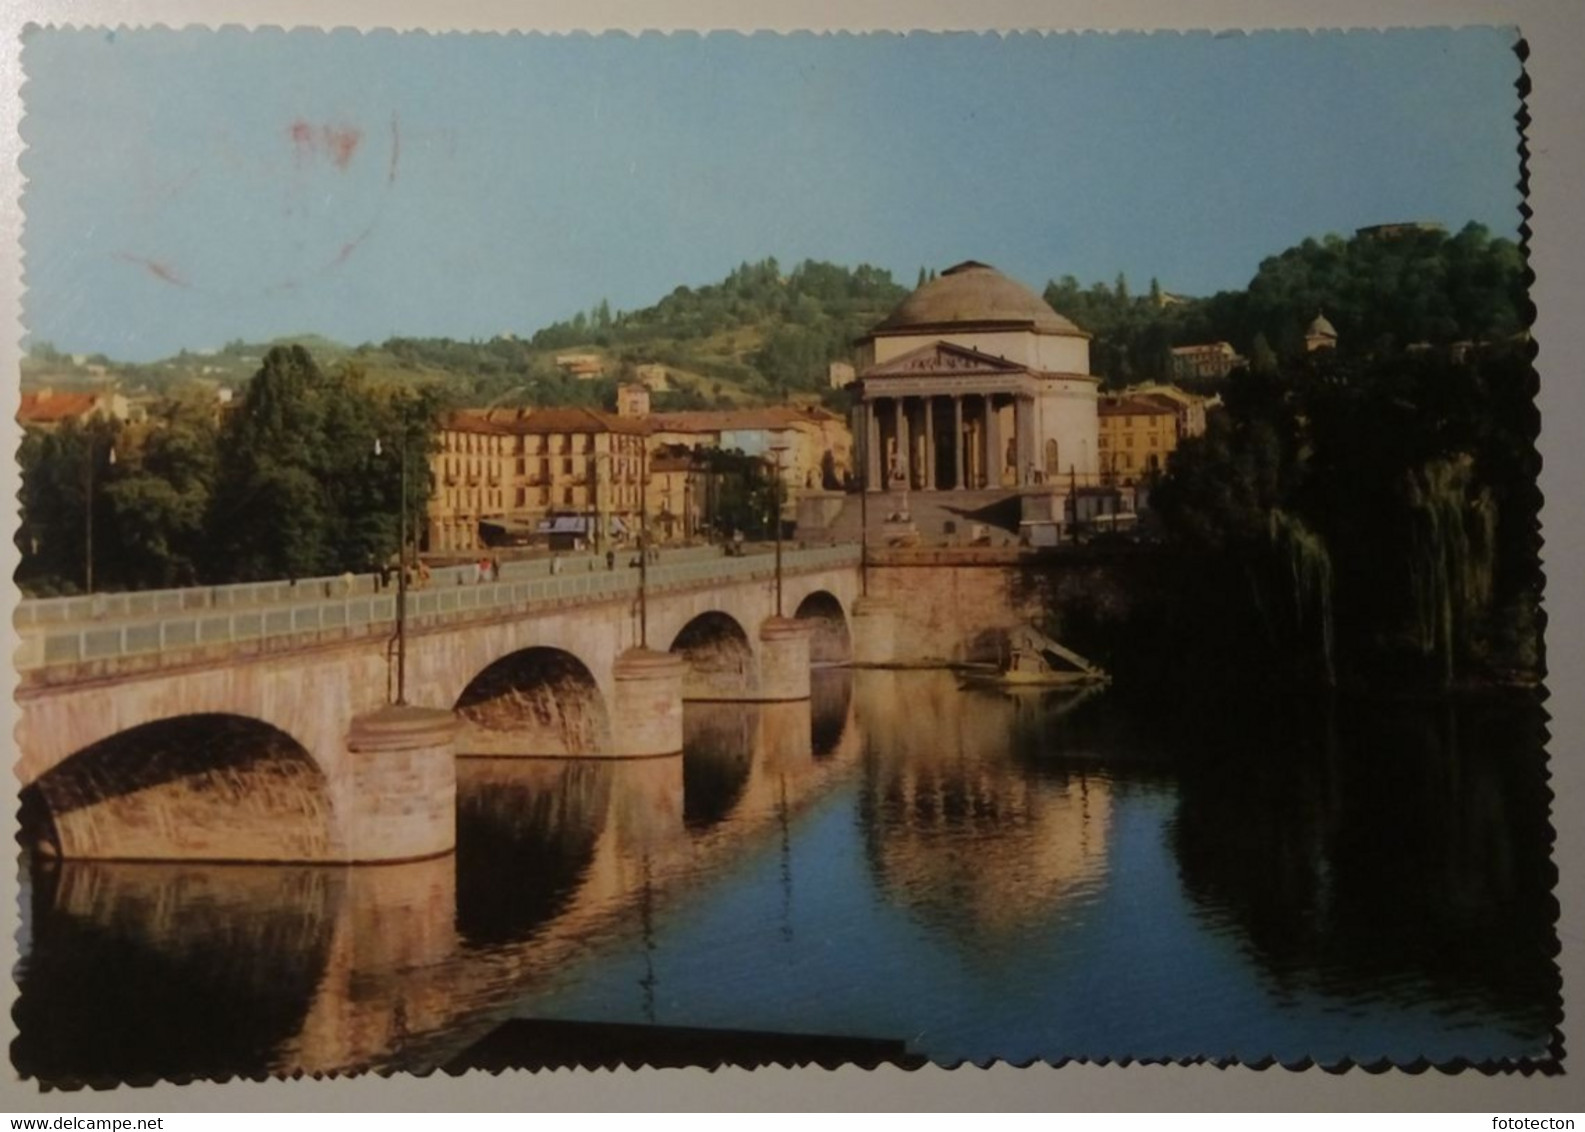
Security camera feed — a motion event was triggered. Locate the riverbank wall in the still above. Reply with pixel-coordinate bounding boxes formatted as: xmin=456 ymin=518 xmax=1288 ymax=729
xmin=863 ymin=547 xmax=1165 ymax=671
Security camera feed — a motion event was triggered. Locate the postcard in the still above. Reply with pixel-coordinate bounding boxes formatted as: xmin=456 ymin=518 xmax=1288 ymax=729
xmin=4 ymin=7 xmax=1583 ymax=1113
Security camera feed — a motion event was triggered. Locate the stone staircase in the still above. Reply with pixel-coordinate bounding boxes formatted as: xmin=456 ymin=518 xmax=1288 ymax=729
xmin=806 ymin=489 xmax=1025 ymax=545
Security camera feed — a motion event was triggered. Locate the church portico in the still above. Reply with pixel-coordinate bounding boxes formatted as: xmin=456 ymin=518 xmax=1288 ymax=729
xmin=856 ymin=379 xmax=1073 ymax=492
xmin=852 ymin=262 xmax=1101 ymax=505
xmin=860 ymin=388 xmax=1040 ymax=493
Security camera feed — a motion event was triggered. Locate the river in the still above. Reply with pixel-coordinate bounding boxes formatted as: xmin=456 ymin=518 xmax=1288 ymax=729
xmin=13 ymin=669 xmax=1559 ymax=1084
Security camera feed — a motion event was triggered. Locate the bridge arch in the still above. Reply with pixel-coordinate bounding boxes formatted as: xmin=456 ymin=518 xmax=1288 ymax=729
xmin=22 ymin=713 xmax=336 ymax=862
xmin=794 ymin=590 xmax=852 ymax=666
xmin=670 ymin=612 xmax=759 ymax=701
xmin=453 ymin=647 xmax=612 ymax=756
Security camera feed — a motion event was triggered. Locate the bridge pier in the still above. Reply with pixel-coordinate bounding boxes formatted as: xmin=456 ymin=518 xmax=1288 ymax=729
xmin=344 ymin=706 xmax=459 ymax=862
xmin=758 ymin=617 xmax=815 ymax=701
xmin=850 ymin=596 xmax=900 ymax=667
xmin=610 ymin=648 xmax=688 ymax=757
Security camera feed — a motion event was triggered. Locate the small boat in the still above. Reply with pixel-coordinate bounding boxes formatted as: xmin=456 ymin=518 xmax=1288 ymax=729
xmin=959 ymin=624 xmax=1111 ymax=689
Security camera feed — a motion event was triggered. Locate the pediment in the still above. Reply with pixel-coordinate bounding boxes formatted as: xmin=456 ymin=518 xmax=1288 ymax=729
xmin=862 ymin=340 xmax=1029 ymax=378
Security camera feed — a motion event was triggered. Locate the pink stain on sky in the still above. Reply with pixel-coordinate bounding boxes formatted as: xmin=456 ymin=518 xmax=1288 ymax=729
xmin=288 ymin=119 xmax=363 ymax=171
xmin=112 ymin=252 xmax=187 ymax=288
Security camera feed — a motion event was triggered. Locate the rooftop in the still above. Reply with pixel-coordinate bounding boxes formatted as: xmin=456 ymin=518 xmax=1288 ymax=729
xmin=870 ymin=261 xmax=1089 ymax=339
xmin=18 ymin=389 xmax=104 ymax=425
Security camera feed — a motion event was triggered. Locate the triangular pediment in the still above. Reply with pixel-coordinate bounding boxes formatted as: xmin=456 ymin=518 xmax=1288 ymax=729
xmin=862 ymin=340 xmax=1029 ymax=378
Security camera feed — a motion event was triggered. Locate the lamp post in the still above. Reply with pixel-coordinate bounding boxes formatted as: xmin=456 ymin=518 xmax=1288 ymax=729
xmin=84 ymin=435 xmax=115 ymax=594
xmin=858 ymin=406 xmax=869 ymax=596
xmin=638 ymin=434 xmax=649 ymax=648
xmin=376 ymin=428 xmax=409 ymax=706
xmin=770 ymin=443 xmax=788 ymax=617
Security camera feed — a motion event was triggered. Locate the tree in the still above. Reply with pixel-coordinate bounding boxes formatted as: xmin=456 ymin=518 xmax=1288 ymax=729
xmin=208 ymin=345 xmax=440 ymax=582
xmin=17 ymin=418 xmax=119 ymax=595
xmin=1249 ymin=333 xmax=1279 ymax=376
xmin=102 ymin=392 xmax=219 ymax=588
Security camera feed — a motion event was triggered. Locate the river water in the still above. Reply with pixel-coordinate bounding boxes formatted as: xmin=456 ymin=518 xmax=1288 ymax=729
xmin=13 ymin=670 xmax=1559 ymax=1084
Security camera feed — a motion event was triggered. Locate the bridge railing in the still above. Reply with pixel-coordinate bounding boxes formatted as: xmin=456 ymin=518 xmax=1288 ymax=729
xmin=17 ymin=544 xmax=860 ymax=672
xmin=12 ymin=545 xmax=746 ymax=630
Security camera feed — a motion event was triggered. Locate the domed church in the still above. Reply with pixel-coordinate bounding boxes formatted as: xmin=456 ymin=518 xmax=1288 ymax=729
xmin=852 ymin=261 xmax=1100 ymax=493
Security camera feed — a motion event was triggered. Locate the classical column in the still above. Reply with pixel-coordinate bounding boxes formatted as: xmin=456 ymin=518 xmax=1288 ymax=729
xmin=922 ymin=397 xmax=936 ymax=489
xmin=983 ymin=395 xmax=1001 ymax=488
xmin=894 ymin=397 xmax=910 ymax=487
xmin=866 ymin=400 xmax=882 ymax=490
xmin=953 ymin=396 xmax=966 ymax=490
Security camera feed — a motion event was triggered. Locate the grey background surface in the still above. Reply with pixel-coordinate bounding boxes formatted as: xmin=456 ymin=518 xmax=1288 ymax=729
xmin=0 ymin=0 xmax=1578 ymax=1112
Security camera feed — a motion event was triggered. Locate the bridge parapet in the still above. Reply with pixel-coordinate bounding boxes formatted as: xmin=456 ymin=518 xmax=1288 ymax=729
xmin=18 ymin=545 xmax=861 ymax=676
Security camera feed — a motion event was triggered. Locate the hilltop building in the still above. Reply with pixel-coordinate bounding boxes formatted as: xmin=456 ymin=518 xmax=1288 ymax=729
xmin=1356 ymin=221 xmax=1445 ymax=241
xmin=633 ymin=363 xmax=671 ymax=392
xmin=1305 ymin=312 xmax=1339 ymax=353
xmin=851 ymin=260 xmax=1099 ymax=492
xmin=1170 ymin=341 xmax=1243 ymax=381
xmin=553 ymin=353 xmax=605 ymax=380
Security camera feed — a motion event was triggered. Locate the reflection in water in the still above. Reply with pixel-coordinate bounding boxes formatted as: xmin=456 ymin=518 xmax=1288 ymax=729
xmin=681 ymin=705 xmax=756 ymax=831
xmin=12 ymin=668 xmax=1557 ymax=1081
xmin=857 ymin=671 xmax=1111 ymax=956
xmin=1169 ymin=692 xmax=1559 ymax=1045
xmin=810 ymin=667 xmax=853 ymax=757
xmin=454 ymin=759 xmax=611 ymax=947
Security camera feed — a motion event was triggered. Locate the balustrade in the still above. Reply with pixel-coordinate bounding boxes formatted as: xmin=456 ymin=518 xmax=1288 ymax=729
xmin=17 ymin=545 xmax=861 ymax=672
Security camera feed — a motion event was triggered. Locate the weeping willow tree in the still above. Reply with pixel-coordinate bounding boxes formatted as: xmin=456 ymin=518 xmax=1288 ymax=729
xmin=1268 ymin=508 xmax=1336 ymax=685
xmin=1403 ymin=455 xmax=1498 ymax=685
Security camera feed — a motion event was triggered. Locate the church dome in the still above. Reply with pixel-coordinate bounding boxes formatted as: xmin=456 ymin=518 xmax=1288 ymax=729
xmin=1308 ymin=311 xmax=1338 ymax=339
xmin=874 ymin=260 xmax=1089 ymax=338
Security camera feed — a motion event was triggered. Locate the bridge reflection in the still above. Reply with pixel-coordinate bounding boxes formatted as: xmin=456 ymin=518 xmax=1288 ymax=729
xmin=13 ymin=670 xmax=860 ymax=1084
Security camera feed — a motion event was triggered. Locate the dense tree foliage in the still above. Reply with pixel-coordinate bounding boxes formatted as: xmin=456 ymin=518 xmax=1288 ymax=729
xmin=695 ymin=448 xmax=780 ymax=540
xmin=18 ymin=346 xmax=440 ymax=594
xmin=1046 ymin=223 xmax=1528 ymax=389
xmin=1149 ymin=339 xmax=1540 ymax=689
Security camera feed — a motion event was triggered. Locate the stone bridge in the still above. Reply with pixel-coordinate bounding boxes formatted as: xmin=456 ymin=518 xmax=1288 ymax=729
xmin=14 ymin=676 xmax=866 ymax=1082
xmin=15 ymin=545 xmax=883 ymax=865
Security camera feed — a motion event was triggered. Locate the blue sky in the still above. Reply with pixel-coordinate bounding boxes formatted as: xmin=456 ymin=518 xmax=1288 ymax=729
xmin=21 ymin=27 xmax=1524 ymax=361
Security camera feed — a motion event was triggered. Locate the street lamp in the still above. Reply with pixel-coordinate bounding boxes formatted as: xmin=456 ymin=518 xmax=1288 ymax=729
xmin=84 ymin=436 xmax=115 ymax=594
xmin=770 ymin=443 xmax=789 ymax=617
xmin=638 ymin=434 xmax=649 ymax=648
xmin=375 ymin=428 xmax=409 ymax=706
xmin=858 ymin=405 xmax=869 ymax=596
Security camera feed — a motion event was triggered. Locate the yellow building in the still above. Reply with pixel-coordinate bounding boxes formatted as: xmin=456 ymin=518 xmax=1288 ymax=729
xmin=427 ymin=407 xmax=648 ymax=553
xmin=1097 ymin=394 xmax=1180 ymax=486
